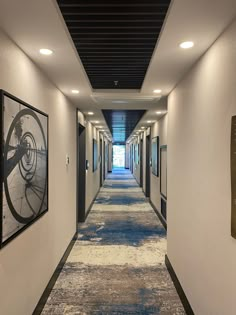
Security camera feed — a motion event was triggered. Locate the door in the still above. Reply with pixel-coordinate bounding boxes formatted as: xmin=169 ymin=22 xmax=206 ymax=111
xmin=100 ymin=138 xmax=103 ymax=187
xmin=140 ymin=139 xmax=143 ymax=188
xmin=77 ymin=123 xmax=86 ymax=222
xmin=103 ymin=141 xmax=106 ymax=180
xmin=145 ymin=135 xmax=150 ymax=197
xmin=131 ymin=144 xmax=133 ymax=173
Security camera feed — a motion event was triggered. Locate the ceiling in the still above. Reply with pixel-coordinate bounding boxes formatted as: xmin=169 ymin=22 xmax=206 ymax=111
xmin=56 ymin=0 xmax=171 ymax=90
xmin=103 ymin=110 xmax=146 ymax=144
xmin=0 ymin=0 xmax=235 ymax=141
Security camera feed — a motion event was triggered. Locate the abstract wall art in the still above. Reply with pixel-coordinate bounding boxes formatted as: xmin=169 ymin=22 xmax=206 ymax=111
xmin=151 ymin=136 xmax=159 ymax=177
xmin=0 ymin=91 xmax=48 ymax=247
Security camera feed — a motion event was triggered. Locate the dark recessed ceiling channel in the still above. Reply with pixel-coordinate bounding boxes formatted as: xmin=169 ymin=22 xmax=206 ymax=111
xmin=56 ymin=0 xmax=171 ymax=89
xmin=102 ymin=110 xmax=146 ymax=144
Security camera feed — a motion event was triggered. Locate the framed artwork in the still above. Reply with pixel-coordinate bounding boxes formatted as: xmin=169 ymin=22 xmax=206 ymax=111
xmin=0 ymin=90 xmax=48 ymax=248
xmin=93 ymin=139 xmax=98 ymax=172
xmin=151 ymin=136 xmax=159 ymax=177
xmin=160 ymin=145 xmax=167 ymax=199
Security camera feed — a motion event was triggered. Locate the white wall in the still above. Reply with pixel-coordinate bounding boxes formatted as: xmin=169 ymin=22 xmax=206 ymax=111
xmin=77 ymin=114 xmax=108 ymax=213
xmin=104 ymin=138 xmax=109 ymax=176
xmin=125 ymin=143 xmax=129 ymax=168
xmin=150 ymin=114 xmax=168 ymax=211
xmin=0 ymin=30 xmax=77 ymax=315
xmin=108 ymin=142 xmax=113 ymax=172
xmin=133 ymin=136 xmax=141 ymax=184
xmin=85 ymin=122 xmax=101 ymax=212
xmin=168 ymin=19 xmax=236 ymax=315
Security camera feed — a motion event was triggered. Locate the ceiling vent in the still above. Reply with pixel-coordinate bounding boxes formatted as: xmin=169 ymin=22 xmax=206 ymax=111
xmin=56 ymin=0 xmax=171 ymax=89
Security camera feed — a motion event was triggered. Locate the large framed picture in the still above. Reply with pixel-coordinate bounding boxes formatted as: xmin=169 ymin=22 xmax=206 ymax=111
xmin=93 ymin=139 xmax=98 ymax=172
xmin=151 ymin=136 xmax=159 ymax=176
xmin=0 ymin=90 xmax=48 ymax=248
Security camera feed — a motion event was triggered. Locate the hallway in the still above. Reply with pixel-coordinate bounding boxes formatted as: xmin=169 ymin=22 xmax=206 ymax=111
xmin=41 ymin=169 xmax=185 ymax=314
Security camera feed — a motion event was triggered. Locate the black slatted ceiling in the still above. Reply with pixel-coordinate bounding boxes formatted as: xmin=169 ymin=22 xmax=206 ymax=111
xmin=102 ymin=110 xmax=146 ymax=144
xmin=57 ymin=0 xmax=171 ymax=89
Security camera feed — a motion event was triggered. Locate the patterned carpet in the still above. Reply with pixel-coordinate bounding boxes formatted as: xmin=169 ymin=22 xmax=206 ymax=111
xmin=41 ymin=168 xmax=185 ymax=315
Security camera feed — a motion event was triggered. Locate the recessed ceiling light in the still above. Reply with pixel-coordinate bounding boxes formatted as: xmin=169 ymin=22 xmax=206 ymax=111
xmin=179 ymin=41 xmax=194 ymax=49
xmin=156 ymin=111 xmax=162 ymax=115
xmin=71 ymin=90 xmax=79 ymax=94
xmin=39 ymin=48 xmax=53 ymax=55
xmin=87 ymin=112 xmax=94 ymax=115
xmin=93 ymin=121 xmax=99 ymax=124
xmin=153 ymin=89 xmax=162 ymax=94
xmin=97 ymin=126 xmax=103 ymax=128
xmin=147 ymin=120 xmax=152 ymax=123
xmin=141 ymin=127 xmax=145 ymax=129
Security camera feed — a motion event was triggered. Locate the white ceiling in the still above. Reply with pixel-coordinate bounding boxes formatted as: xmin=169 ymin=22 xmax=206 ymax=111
xmin=0 ymin=0 xmax=235 ymax=140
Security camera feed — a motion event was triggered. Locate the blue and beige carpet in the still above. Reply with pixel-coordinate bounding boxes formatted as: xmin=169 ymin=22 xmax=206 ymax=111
xmin=42 ymin=168 xmax=185 ymax=314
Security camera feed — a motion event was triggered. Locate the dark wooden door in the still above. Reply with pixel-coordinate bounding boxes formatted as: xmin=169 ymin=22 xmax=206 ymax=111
xmin=77 ymin=123 xmax=86 ymax=222
xmin=145 ymin=135 xmax=150 ymax=197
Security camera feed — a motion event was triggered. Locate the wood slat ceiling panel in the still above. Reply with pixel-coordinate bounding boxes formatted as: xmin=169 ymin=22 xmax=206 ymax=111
xmin=57 ymin=0 xmax=171 ymax=89
xmin=102 ymin=110 xmax=146 ymax=143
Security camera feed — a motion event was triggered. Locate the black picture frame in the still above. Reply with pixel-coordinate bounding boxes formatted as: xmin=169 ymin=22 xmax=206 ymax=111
xmin=0 ymin=90 xmax=48 ymax=248
xmin=160 ymin=145 xmax=167 ymax=199
xmin=93 ymin=139 xmax=98 ymax=172
xmin=151 ymin=136 xmax=159 ymax=177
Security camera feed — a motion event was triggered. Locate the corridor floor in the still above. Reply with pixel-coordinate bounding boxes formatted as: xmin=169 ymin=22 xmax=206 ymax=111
xmin=42 ymin=169 xmax=185 ymax=314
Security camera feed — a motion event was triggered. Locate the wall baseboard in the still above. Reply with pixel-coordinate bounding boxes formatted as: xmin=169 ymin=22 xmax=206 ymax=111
xmin=33 ymin=232 xmax=78 ymax=315
xmin=150 ymin=200 xmax=167 ymax=230
xmin=84 ymin=189 xmax=100 ymax=221
xmin=133 ymin=176 xmax=140 ymax=187
xmin=165 ymin=255 xmax=194 ymax=315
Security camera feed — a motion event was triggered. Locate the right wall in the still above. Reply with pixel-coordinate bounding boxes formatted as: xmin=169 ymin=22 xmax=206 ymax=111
xmin=167 ymin=19 xmax=236 ymax=314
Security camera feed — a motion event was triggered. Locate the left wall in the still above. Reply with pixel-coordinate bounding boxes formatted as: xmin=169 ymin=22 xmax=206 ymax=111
xmin=0 ymin=30 xmax=77 ymax=315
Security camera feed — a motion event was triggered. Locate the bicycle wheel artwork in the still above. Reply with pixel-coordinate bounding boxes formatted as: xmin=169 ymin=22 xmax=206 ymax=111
xmin=0 ymin=91 xmax=48 ymax=247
